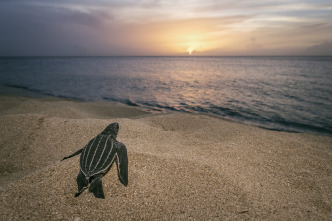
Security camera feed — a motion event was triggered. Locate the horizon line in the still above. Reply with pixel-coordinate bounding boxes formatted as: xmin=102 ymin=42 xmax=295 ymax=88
xmin=1 ymin=55 xmax=332 ymax=58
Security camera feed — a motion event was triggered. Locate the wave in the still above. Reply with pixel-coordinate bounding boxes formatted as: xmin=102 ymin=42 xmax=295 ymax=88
xmin=0 ymin=83 xmax=85 ymax=101
xmin=102 ymin=97 xmax=139 ymax=107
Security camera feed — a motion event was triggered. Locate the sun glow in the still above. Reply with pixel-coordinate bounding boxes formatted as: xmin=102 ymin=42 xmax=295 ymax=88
xmin=187 ymin=47 xmax=195 ymax=55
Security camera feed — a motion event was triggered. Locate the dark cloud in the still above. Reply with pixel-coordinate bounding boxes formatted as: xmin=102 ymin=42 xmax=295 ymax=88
xmin=0 ymin=1 xmax=113 ymax=56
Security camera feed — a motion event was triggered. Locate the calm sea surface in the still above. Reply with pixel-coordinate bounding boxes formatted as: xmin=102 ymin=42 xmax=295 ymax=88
xmin=1 ymin=56 xmax=332 ymax=136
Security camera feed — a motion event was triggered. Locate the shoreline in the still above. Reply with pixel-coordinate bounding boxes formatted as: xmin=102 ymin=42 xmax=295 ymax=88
xmin=2 ymin=83 xmax=332 ymax=138
xmin=1 ymin=94 xmax=332 ymax=220
xmin=2 ymin=83 xmax=332 ymax=137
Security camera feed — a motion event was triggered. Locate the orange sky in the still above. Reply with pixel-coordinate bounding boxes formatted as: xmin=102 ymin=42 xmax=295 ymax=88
xmin=1 ymin=0 xmax=332 ymax=56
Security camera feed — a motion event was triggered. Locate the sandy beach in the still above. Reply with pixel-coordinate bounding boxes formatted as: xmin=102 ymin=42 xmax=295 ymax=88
xmin=0 ymin=94 xmax=331 ymax=220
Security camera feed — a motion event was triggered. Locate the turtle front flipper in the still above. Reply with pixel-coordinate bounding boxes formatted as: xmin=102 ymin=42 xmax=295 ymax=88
xmin=75 ymin=171 xmax=88 ymax=197
xmin=88 ymin=174 xmax=105 ymax=199
xmin=115 ymin=142 xmax=128 ymax=186
xmin=61 ymin=148 xmax=83 ymax=161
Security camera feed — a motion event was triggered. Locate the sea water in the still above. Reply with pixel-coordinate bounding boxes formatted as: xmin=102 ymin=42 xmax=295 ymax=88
xmin=1 ymin=56 xmax=331 ymax=136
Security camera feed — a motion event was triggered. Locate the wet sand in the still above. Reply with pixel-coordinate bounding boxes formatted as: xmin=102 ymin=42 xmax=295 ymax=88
xmin=0 ymin=95 xmax=331 ymax=220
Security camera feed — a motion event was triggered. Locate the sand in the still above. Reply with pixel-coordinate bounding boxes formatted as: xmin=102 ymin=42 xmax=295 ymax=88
xmin=0 ymin=94 xmax=331 ymax=220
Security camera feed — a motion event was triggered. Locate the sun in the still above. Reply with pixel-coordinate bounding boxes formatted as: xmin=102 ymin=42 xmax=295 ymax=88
xmin=186 ymin=42 xmax=201 ymax=55
xmin=186 ymin=47 xmax=195 ymax=55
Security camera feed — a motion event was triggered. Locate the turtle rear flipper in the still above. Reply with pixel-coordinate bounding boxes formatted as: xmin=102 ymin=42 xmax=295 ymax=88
xmin=89 ymin=175 xmax=105 ymax=199
xmin=115 ymin=142 xmax=128 ymax=186
xmin=75 ymin=171 xmax=88 ymax=197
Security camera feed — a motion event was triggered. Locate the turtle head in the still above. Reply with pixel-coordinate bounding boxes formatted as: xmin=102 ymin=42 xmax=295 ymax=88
xmin=101 ymin=122 xmax=119 ymax=137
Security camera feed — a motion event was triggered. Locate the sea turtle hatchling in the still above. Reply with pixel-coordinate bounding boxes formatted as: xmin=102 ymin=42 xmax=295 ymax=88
xmin=61 ymin=122 xmax=128 ymax=199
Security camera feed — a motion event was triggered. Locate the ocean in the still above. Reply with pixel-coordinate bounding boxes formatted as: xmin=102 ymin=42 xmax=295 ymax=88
xmin=1 ymin=56 xmax=332 ymax=136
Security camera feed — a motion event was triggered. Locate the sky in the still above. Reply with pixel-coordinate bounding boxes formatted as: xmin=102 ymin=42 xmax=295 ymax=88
xmin=1 ymin=0 xmax=332 ymax=56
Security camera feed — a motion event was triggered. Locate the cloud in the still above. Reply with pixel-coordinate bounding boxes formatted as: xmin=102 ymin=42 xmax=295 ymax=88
xmin=305 ymin=41 xmax=332 ymax=55
xmin=246 ymin=37 xmax=264 ymax=51
xmin=0 ymin=0 xmax=332 ymax=56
